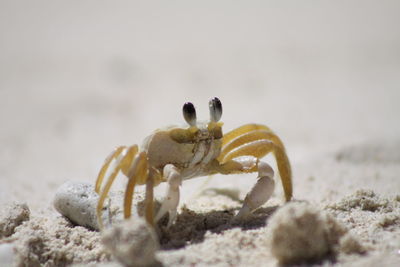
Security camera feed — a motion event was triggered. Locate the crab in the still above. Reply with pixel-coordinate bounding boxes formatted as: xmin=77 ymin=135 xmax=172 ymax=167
xmin=95 ymin=97 xmax=292 ymax=229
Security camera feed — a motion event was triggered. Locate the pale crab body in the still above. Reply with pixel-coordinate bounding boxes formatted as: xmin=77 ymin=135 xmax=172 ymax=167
xmin=95 ymin=97 xmax=292 ymax=229
xmin=142 ymin=123 xmax=222 ymax=181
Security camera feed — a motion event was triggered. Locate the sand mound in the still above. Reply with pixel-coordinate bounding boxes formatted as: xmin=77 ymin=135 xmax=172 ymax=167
xmin=0 ymin=202 xmax=30 ymax=239
xmin=0 ymin=189 xmax=399 ymax=266
xmin=327 ymin=189 xmax=397 ymax=212
xmin=326 ymin=190 xmax=400 ymax=255
xmin=266 ymin=202 xmax=364 ymax=265
xmin=102 ymin=219 xmax=159 ymax=267
xmin=1 ymin=212 xmax=108 ymax=267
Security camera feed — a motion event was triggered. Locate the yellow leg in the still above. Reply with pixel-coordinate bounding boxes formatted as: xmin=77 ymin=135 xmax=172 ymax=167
xmin=219 ymin=124 xmax=292 ymax=201
xmin=144 ymin=174 xmax=155 ymax=226
xmin=123 ymin=151 xmax=148 ymax=219
xmin=95 ymin=146 xmax=126 ymax=194
xmin=220 ymin=124 xmax=271 ymax=148
xmin=96 ymin=145 xmax=138 ymax=230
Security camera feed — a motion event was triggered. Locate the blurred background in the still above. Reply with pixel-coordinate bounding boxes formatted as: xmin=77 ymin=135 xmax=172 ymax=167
xmin=1 ymin=1 xmax=399 ymax=210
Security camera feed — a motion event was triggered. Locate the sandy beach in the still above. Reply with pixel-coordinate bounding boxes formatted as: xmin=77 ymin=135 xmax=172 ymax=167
xmin=1 ymin=1 xmax=399 ymax=266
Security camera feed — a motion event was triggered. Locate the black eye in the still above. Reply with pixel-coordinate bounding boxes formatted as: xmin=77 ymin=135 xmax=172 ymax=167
xmin=209 ymin=97 xmax=222 ymax=122
xmin=183 ymin=102 xmax=197 ymax=126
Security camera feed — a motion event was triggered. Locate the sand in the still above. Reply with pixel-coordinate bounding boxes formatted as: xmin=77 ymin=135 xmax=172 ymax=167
xmin=0 ymin=186 xmax=399 ymax=266
xmin=1 ymin=1 xmax=400 ymax=266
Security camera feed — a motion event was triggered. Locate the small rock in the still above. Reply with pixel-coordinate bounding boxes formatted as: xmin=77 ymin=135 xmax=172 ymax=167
xmin=266 ymin=202 xmax=353 ymax=265
xmin=53 ymin=181 xmax=115 ymax=230
xmin=53 ymin=181 xmax=160 ymax=231
xmin=102 ymin=219 xmax=160 ymax=267
xmin=0 ymin=202 xmax=30 ymax=238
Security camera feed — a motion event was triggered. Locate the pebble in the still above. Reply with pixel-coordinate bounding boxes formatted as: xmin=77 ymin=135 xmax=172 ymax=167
xmin=266 ymin=202 xmax=349 ymax=265
xmin=102 ymin=219 xmax=160 ymax=267
xmin=53 ymin=181 xmax=117 ymax=230
xmin=53 ymin=181 xmax=157 ymax=231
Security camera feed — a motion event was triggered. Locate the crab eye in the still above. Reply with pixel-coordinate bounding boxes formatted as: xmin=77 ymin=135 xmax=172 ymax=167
xmin=183 ymin=102 xmax=197 ymax=126
xmin=209 ymin=97 xmax=222 ymax=122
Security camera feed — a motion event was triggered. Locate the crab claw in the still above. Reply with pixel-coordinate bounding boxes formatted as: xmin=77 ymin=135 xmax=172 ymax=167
xmin=236 ymin=161 xmax=275 ymax=219
xmin=155 ymin=165 xmax=182 ymax=226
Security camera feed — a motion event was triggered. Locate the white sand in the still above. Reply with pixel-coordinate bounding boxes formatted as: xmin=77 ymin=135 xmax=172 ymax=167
xmin=1 ymin=1 xmax=400 ymax=266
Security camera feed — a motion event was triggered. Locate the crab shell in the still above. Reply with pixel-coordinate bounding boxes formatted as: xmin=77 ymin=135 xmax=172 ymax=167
xmin=142 ymin=122 xmax=223 ymax=180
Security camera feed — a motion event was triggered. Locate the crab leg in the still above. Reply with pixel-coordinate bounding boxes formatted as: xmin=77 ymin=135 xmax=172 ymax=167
xmin=219 ymin=124 xmax=292 ymax=201
xmin=95 ymin=146 xmax=126 ymax=193
xmin=123 ymin=151 xmax=148 ymax=219
xmin=155 ymin=164 xmax=182 ymax=227
xmin=216 ymin=156 xmax=275 ymax=218
xmin=144 ymin=174 xmax=155 ymax=226
xmin=237 ymin=160 xmax=274 ymax=218
xmin=96 ymin=145 xmax=138 ymax=229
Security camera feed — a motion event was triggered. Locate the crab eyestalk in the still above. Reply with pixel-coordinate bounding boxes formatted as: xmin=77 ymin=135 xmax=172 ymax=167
xmin=209 ymin=97 xmax=222 ymax=122
xmin=208 ymin=97 xmax=223 ymax=139
xmin=183 ymin=102 xmax=197 ymax=127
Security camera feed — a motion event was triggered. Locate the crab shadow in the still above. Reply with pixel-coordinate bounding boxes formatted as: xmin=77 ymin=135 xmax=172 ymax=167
xmin=157 ymin=205 xmax=279 ymax=250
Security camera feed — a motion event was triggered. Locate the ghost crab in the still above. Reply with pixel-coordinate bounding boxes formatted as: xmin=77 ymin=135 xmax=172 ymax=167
xmin=95 ymin=97 xmax=292 ymax=229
